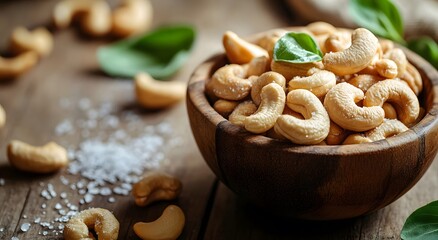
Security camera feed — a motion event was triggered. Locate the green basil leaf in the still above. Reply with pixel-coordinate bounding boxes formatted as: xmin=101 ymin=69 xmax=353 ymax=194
xmin=98 ymin=25 xmax=196 ymax=80
xmin=408 ymin=37 xmax=438 ymax=70
xmin=273 ymin=32 xmax=322 ymax=64
xmin=349 ymin=0 xmax=405 ymax=44
xmin=401 ymin=201 xmax=438 ymax=240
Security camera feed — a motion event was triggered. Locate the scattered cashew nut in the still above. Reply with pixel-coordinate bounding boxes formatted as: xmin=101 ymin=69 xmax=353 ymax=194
xmin=274 ymin=89 xmax=330 ymax=145
xmin=7 ymin=140 xmax=69 ymax=174
xmin=288 ymin=68 xmax=336 ymax=98
xmin=0 ymin=52 xmax=38 ymax=81
xmin=223 ymin=31 xmax=269 ymax=64
xmin=207 ymin=64 xmax=252 ymax=101
xmin=133 ymin=205 xmax=185 ymax=240
xmin=229 ymin=100 xmax=257 ymax=127
xmin=323 ymin=28 xmax=379 ymax=76
xmin=64 ymin=208 xmax=119 ymax=240
xmin=9 ymin=27 xmax=53 ymax=57
xmin=135 ymin=72 xmax=186 ymax=109
xmin=251 ymin=71 xmax=286 ymax=106
xmin=112 ymin=0 xmax=153 ymax=37
xmin=132 ymin=171 xmax=182 ymax=207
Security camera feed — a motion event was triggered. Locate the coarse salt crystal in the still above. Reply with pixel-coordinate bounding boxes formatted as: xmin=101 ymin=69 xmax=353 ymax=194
xmin=20 ymin=223 xmax=31 ymax=232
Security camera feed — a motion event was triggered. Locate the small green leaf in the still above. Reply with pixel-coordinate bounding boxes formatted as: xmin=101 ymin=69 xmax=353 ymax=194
xmin=273 ymin=32 xmax=322 ymax=64
xmin=349 ymin=0 xmax=405 ymax=44
xmin=98 ymin=25 xmax=196 ymax=80
xmin=401 ymin=201 xmax=438 ymax=240
xmin=408 ymin=37 xmax=438 ymax=70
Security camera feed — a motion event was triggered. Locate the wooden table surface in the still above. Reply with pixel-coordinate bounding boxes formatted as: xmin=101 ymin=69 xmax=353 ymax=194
xmin=1 ymin=0 xmax=437 ymax=239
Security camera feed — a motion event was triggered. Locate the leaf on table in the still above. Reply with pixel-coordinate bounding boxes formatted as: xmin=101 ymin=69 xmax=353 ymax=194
xmin=408 ymin=37 xmax=438 ymax=70
xmin=401 ymin=200 xmax=438 ymax=240
xmin=97 ymin=25 xmax=196 ymax=80
xmin=273 ymin=32 xmax=322 ymax=64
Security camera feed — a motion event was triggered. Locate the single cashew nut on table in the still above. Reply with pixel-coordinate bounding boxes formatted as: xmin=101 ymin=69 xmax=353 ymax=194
xmin=324 ymin=82 xmax=385 ymax=132
xmin=223 ymin=31 xmax=269 ymax=64
xmin=323 ymin=28 xmax=379 ymax=76
xmin=229 ymin=100 xmax=257 ymax=127
xmin=135 ymin=72 xmax=186 ymax=109
xmin=0 ymin=51 xmax=38 ymax=81
xmin=132 ymin=171 xmax=182 ymax=207
xmin=251 ymin=71 xmax=286 ymax=105
xmin=0 ymin=104 xmax=5 ymax=128
xmin=9 ymin=27 xmax=53 ymax=57
xmin=288 ymin=68 xmax=336 ymax=98
xmin=213 ymin=99 xmax=239 ymax=118
xmin=7 ymin=140 xmax=69 ymax=174
xmin=207 ymin=64 xmax=252 ymax=101
xmin=112 ymin=0 xmax=153 ymax=37
xmin=133 ymin=205 xmax=185 ymax=240
xmin=64 ymin=208 xmax=119 ymax=240
xmin=274 ymin=89 xmax=330 ymax=145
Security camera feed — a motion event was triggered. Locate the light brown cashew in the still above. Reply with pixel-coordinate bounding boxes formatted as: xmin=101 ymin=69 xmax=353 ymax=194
xmin=347 ymin=74 xmax=383 ymax=92
xmin=379 ymin=39 xmax=394 ymax=54
xmin=367 ymin=119 xmax=409 ymax=141
xmin=223 ymin=31 xmax=269 ymax=64
xmin=288 ymin=68 xmax=336 ymax=98
xmin=324 ymin=31 xmax=351 ymax=53
xmin=271 ymin=60 xmax=324 ymax=80
xmin=400 ymin=63 xmax=423 ymax=95
xmin=9 ymin=27 xmax=53 ymax=57
xmin=53 ymin=0 xmax=111 ymax=36
xmin=382 ymin=102 xmax=397 ymax=119
xmin=364 ymin=79 xmax=420 ymax=126
xmin=324 ymin=82 xmax=384 ymax=132
xmin=274 ymin=89 xmax=330 ymax=145
xmin=246 ymin=56 xmax=271 ymax=77
xmin=0 ymin=104 xmax=5 ymax=128
xmin=306 ymin=22 xmax=337 ymax=36
xmin=0 ymin=52 xmax=38 ymax=81
xmin=207 ymin=64 xmax=252 ymax=101
xmin=213 ymin=99 xmax=239 ymax=118
xmin=135 ymin=73 xmax=186 ymax=109
xmin=326 ymin=121 xmax=349 ymax=145
xmin=384 ymin=48 xmax=407 ymax=77
xmin=112 ymin=0 xmax=153 ymax=37
xmin=244 ymin=83 xmax=285 ymax=134
xmin=229 ymin=100 xmax=257 ymax=127
xmin=323 ymin=28 xmax=379 ymax=76
xmin=7 ymin=140 xmax=69 ymax=174
xmin=133 ymin=205 xmax=185 ymax=240
xmin=251 ymin=71 xmax=286 ymax=106
xmin=64 ymin=208 xmax=119 ymax=240
xmin=375 ymin=59 xmax=398 ymax=79
xmin=256 ymin=29 xmax=288 ymax=58
xmin=132 ymin=171 xmax=182 ymax=207
xmin=343 ymin=133 xmax=373 ymax=145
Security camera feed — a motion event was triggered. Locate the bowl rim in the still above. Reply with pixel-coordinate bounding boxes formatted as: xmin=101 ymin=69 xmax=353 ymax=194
xmin=187 ymin=28 xmax=438 ymax=156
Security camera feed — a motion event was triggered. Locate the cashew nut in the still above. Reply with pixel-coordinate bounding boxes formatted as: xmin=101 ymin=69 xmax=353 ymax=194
xmin=383 ymin=48 xmax=407 ymax=77
xmin=213 ymin=99 xmax=239 ymax=118
xmin=271 ymin=60 xmax=323 ymax=80
xmin=7 ymin=140 xmax=68 ymax=174
xmin=343 ymin=119 xmax=408 ymax=144
xmin=324 ymin=31 xmax=351 ymax=53
xmin=323 ymin=28 xmax=379 ymax=76
xmin=379 ymin=39 xmax=394 ymax=54
xmin=223 ymin=31 xmax=269 ymax=64
xmin=274 ymin=89 xmax=330 ymax=145
xmin=9 ymin=27 xmax=53 ymax=57
xmin=288 ymin=68 xmax=336 ymax=98
xmin=0 ymin=104 xmax=5 ymax=128
xmin=256 ymin=29 xmax=288 ymax=58
xmin=246 ymin=56 xmax=271 ymax=77
xmin=326 ymin=121 xmax=349 ymax=145
xmin=135 ymin=73 xmax=186 ymax=109
xmin=364 ymin=79 xmax=420 ymax=126
xmin=347 ymin=74 xmax=383 ymax=92
xmin=133 ymin=205 xmax=185 ymax=240
xmin=324 ymin=82 xmax=384 ymax=132
xmin=132 ymin=171 xmax=182 ymax=207
xmin=53 ymin=0 xmax=111 ymax=36
xmin=382 ymin=102 xmax=397 ymax=119
xmin=112 ymin=0 xmax=153 ymax=37
xmin=244 ymin=83 xmax=285 ymax=134
xmin=342 ymin=133 xmax=373 ymax=145
xmin=375 ymin=59 xmax=398 ymax=79
xmin=0 ymin=52 xmax=38 ymax=81
xmin=306 ymin=22 xmax=337 ymax=36
xmin=229 ymin=100 xmax=257 ymax=127
xmin=64 ymin=208 xmax=119 ymax=240
xmin=400 ymin=62 xmax=423 ymax=95
xmin=207 ymin=64 xmax=252 ymax=101
xmin=251 ymin=71 xmax=286 ymax=106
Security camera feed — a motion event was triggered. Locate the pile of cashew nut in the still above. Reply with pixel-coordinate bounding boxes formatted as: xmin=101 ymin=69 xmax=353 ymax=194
xmin=207 ymin=22 xmax=423 ymax=145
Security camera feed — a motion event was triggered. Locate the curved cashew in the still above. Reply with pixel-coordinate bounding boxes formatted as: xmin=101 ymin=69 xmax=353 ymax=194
xmin=207 ymin=64 xmax=252 ymax=101
xmin=323 ymin=28 xmax=379 ymax=76
xmin=229 ymin=100 xmax=257 ymax=127
xmin=133 ymin=205 xmax=185 ymax=240
xmin=112 ymin=0 xmax=153 ymax=37
xmin=244 ymin=83 xmax=285 ymax=134
xmin=53 ymin=0 xmax=111 ymax=36
xmin=256 ymin=29 xmax=288 ymax=58
xmin=343 ymin=119 xmax=408 ymax=144
xmin=9 ymin=27 xmax=53 ymax=57
xmin=64 ymin=208 xmax=119 ymax=240
xmin=326 ymin=121 xmax=349 ymax=145
xmin=246 ymin=56 xmax=271 ymax=77
xmin=271 ymin=60 xmax=324 ymax=80
xmin=132 ymin=171 xmax=182 ymax=207
xmin=324 ymin=82 xmax=384 ymax=132
xmin=7 ymin=140 xmax=68 ymax=174
xmin=135 ymin=73 xmax=186 ymax=109
xmin=223 ymin=31 xmax=269 ymax=64
xmin=251 ymin=71 xmax=286 ymax=106
xmin=343 ymin=133 xmax=372 ymax=145
xmin=306 ymin=22 xmax=337 ymax=36
xmin=288 ymin=68 xmax=336 ymax=98
xmin=384 ymin=48 xmax=407 ymax=77
xmin=347 ymin=74 xmax=383 ymax=92
xmin=364 ymin=79 xmax=420 ymax=126
xmin=379 ymin=39 xmax=394 ymax=54
xmin=382 ymin=102 xmax=397 ymax=119
xmin=324 ymin=31 xmax=351 ymax=53
xmin=0 ymin=104 xmax=5 ymax=128
xmin=213 ymin=99 xmax=239 ymax=118
xmin=400 ymin=63 xmax=422 ymax=95
xmin=0 ymin=52 xmax=38 ymax=81
xmin=375 ymin=59 xmax=398 ymax=79
xmin=274 ymin=89 xmax=330 ymax=145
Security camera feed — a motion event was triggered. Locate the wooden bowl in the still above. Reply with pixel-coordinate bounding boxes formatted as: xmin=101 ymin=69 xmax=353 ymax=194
xmin=186 ymin=31 xmax=438 ymax=220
